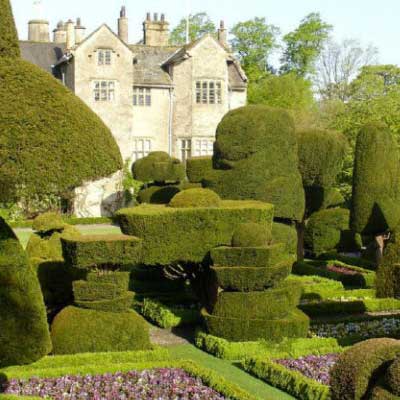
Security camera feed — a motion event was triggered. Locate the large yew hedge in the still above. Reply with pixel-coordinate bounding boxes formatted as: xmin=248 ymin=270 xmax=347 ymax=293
xmin=0 ymin=0 xmax=122 ymax=202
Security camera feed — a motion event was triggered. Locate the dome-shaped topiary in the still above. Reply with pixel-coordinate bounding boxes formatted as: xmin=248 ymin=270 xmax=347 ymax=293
xmin=231 ymin=223 xmax=271 ymax=247
xmin=169 ymin=188 xmax=221 ymax=208
xmin=330 ymin=338 xmax=400 ymax=400
xmin=132 ymin=152 xmax=185 ymax=183
xmin=0 ymin=217 xmax=52 ymax=366
xmin=32 ymin=212 xmax=65 ymax=234
xmin=0 ymin=1 xmax=122 ymax=203
xmin=203 ymin=105 xmax=305 ymax=221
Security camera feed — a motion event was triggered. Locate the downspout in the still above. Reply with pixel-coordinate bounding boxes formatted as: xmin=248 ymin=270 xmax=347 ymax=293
xmin=168 ymin=86 xmax=174 ymax=156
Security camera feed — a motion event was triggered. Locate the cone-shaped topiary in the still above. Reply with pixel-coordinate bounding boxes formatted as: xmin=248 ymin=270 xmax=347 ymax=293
xmin=199 ymin=105 xmax=305 ymax=221
xmin=0 ymin=217 xmax=52 ymax=367
xmin=0 ymin=0 xmax=20 ymax=58
xmin=351 ymin=123 xmax=400 ymax=236
xmin=0 ymin=0 xmax=122 ymax=204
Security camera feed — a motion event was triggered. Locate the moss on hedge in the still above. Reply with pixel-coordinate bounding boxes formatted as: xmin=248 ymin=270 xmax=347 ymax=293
xmin=51 ymin=306 xmax=151 ymax=354
xmin=169 ymin=188 xmax=221 ymax=208
xmin=350 ymin=123 xmax=400 ymax=235
xmin=0 ymin=58 xmax=122 ymax=202
xmin=0 ymin=218 xmax=51 ymax=367
xmin=203 ymin=105 xmax=305 ymax=221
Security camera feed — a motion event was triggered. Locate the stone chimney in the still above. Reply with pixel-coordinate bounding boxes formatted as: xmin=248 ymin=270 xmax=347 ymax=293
xmin=66 ymin=19 xmax=76 ymax=50
xmin=218 ymin=20 xmax=228 ymax=47
xmin=75 ymin=18 xmax=86 ymax=44
xmin=143 ymin=12 xmax=170 ymax=47
xmin=53 ymin=21 xmax=67 ymax=43
xmin=28 ymin=19 xmax=50 ymax=42
xmin=118 ymin=6 xmax=129 ymax=43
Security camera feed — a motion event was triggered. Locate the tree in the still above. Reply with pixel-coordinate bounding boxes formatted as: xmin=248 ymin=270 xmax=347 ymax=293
xmin=230 ymin=17 xmax=280 ymax=81
xmin=316 ymin=38 xmax=378 ymax=101
xmin=170 ymin=12 xmax=216 ymax=45
xmin=350 ymin=123 xmax=400 ymax=261
xmin=281 ymin=13 xmax=332 ymax=77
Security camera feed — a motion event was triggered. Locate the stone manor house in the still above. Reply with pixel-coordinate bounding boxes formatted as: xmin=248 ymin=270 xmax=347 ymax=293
xmin=20 ymin=6 xmax=248 ymax=216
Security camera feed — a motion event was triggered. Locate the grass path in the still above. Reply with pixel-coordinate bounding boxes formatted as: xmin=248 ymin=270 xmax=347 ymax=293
xmin=169 ymin=344 xmax=295 ymax=400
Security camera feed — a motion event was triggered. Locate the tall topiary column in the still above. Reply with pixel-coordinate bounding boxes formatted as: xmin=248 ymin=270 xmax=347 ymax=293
xmin=51 ymin=235 xmax=151 ymax=354
xmin=203 ymin=223 xmax=310 ymax=342
xmin=0 ymin=218 xmax=52 ymax=367
xmin=351 ymin=123 xmax=400 ymax=262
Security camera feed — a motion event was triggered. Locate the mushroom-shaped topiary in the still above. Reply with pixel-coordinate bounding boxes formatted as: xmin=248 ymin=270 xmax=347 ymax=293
xmin=32 ymin=212 xmax=65 ymax=234
xmin=132 ymin=152 xmax=185 ymax=183
xmin=0 ymin=0 xmax=122 ymax=205
xmin=169 ymin=188 xmax=221 ymax=208
xmin=231 ymin=223 xmax=271 ymax=247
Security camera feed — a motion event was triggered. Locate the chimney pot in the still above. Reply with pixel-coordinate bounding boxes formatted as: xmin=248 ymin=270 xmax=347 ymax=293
xmin=220 ymin=20 xmax=225 ymax=29
xmin=76 ymin=17 xmax=81 ymax=26
xmin=146 ymin=12 xmax=151 ymax=21
xmin=161 ymin=14 xmax=165 ymax=22
xmin=154 ymin=13 xmax=158 ymax=21
xmin=120 ymin=6 xmax=126 ymax=18
xmin=66 ymin=19 xmax=76 ymax=49
xmin=118 ymin=6 xmax=129 ymax=43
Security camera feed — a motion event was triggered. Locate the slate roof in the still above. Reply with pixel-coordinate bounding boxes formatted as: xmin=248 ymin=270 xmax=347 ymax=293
xmin=129 ymin=45 xmax=179 ymax=86
xmin=19 ymin=41 xmax=65 ymax=74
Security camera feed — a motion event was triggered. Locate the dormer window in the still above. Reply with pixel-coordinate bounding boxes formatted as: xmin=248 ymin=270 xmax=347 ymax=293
xmin=98 ymin=49 xmax=112 ymax=65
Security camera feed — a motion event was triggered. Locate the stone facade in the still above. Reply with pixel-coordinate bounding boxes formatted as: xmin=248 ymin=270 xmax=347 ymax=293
xmin=20 ymin=6 xmax=247 ymax=216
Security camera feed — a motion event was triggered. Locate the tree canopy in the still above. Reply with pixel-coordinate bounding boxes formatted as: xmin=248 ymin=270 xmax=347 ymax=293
xmin=169 ymin=13 xmax=216 ymax=45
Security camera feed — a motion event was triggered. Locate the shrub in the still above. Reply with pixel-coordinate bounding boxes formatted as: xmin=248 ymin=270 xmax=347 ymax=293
xmin=0 ymin=217 xmax=51 ymax=367
xmin=116 ymin=201 xmax=274 ymax=265
xmin=186 ymin=156 xmax=215 ymax=183
xmin=271 ymin=222 xmax=297 ymax=256
xmin=132 ymin=152 xmax=185 ymax=183
xmin=350 ymin=123 xmax=400 ymax=235
xmin=330 ymin=338 xmax=400 ymax=400
xmin=75 ymin=292 xmax=135 ymax=312
xmin=387 ymin=355 xmax=400 ymax=395
xmin=169 ymin=188 xmax=221 ymax=208
xmin=62 ymin=234 xmax=142 ymax=268
xmin=231 ymin=223 xmax=271 ymax=247
xmin=142 ymin=299 xmax=200 ymax=329
xmin=137 ymin=185 xmax=180 ymax=204
xmin=32 ymin=212 xmax=65 ymax=233
xmin=86 ymin=271 xmax=130 ymax=290
xmin=50 ymin=306 xmax=151 ymax=354
xmin=203 ymin=105 xmax=305 ymax=221
xmin=376 ymin=239 xmax=400 ymax=298
xmin=202 ymin=308 xmax=309 ymax=342
xmin=0 ymin=0 xmax=20 ymax=58
xmin=304 ymin=208 xmax=350 ymax=255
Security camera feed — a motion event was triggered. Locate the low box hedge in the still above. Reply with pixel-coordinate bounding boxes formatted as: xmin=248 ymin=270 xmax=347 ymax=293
xmin=195 ymin=330 xmax=342 ymax=361
xmin=142 ymin=298 xmax=200 ymax=329
xmin=202 ymin=308 xmax=310 ymax=342
xmin=242 ymin=357 xmax=330 ymax=400
xmin=211 ymin=285 xmax=302 ymax=319
xmin=209 ymin=261 xmax=292 ymax=291
xmin=75 ymin=291 xmax=134 ymax=312
xmin=210 ymin=244 xmax=287 ymax=269
xmin=86 ymin=271 xmax=130 ymax=291
xmin=115 ymin=201 xmax=274 ymax=265
xmin=62 ymin=235 xmax=142 ymax=269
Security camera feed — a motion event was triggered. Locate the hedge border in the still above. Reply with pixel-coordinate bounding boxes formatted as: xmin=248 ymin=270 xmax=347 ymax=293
xmin=242 ymin=356 xmax=330 ymax=400
xmin=9 ymin=217 xmax=114 ymax=229
xmin=0 ymin=359 xmax=256 ymax=400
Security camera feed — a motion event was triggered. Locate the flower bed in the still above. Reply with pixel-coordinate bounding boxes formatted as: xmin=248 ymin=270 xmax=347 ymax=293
xmin=275 ymin=354 xmax=339 ymax=385
xmin=2 ymin=368 xmax=226 ymax=400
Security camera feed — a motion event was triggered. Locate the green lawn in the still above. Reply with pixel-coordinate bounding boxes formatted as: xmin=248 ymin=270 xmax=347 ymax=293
xmin=169 ymin=344 xmax=294 ymax=400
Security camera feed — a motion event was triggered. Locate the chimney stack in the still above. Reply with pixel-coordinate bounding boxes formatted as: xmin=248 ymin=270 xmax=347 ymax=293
xmin=53 ymin=21 xmax=67 ymax=43
xmin=75 ymin=18 xmax=86 ymax=44
xmin=28 ymin=19 xmax=50 ymax=42
xmin=66 ymin=19 xmax=76 ymax=50
xmin=118 ymin=6 xmax=129 ymax=43
xmin=218 ymin=20 xmax=228 ymax=47
xmin=143 ymin=12 xmax=170 ymax=47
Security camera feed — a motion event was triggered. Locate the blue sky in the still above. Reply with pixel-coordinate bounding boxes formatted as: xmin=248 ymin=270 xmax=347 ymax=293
xmin=10 ymin=0 xmax=400 ymax=65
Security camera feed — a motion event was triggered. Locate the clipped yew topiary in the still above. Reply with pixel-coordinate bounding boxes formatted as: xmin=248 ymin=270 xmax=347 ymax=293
xmin=376 ymin=239 xmax=400 ymax=298
xmin=387 ymin=355 xmax=400 ymax=396
xmin=330 ymin=338 xmax=400 ymax=400
xmin=0 ymin=217 xmax=52 ymax=367
xmin=351 ymin=123 xmax=400 ymax=259
xmin=231 ymin=223 xmax=271 ymax=247
xmin=169 ymin=188 xmax=221 ymax=208
xmin=195 ymin=105 xmax=305 ymax=221
xmin=0 ymin=0 xmax=122 ymax=204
